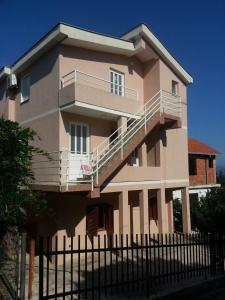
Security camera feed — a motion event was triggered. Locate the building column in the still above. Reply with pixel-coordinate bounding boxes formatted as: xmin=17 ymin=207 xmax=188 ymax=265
xmin=166 ymin=189 xmax=174 ymax=233
xmin=139 ymin=189 xmax=149 ymax=234
xmin=182 ymin=187 xmax=191 ymax=233
xmin=117 ymin=116 xmax=127 ymax=135
xmin=157 ymin=187 xmax=168 ymax=234
xmin=119 ymin=190 xmax=130 ymax=236
xmin=138 ymin=143 xmax=147 ymax=167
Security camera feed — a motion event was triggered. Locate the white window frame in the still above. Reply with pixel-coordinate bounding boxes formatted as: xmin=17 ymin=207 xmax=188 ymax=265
xmin=172 ymin=80 xmax=178 ymax=96
xmin=110 ymin=69 xmax=125 ymax=96
xmin=20 ymin=74 xmax=30 ymax=103
xmin=69 ymin=122 xmax=90 ymax=155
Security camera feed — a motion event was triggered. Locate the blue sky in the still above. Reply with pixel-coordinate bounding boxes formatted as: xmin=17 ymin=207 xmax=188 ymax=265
xmin=1 ymin=0 xmax=225 ymax=167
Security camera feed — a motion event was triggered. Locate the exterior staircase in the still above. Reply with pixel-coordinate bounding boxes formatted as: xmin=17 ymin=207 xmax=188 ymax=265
xmin=89 ymin=90 xmax=182 ymax=195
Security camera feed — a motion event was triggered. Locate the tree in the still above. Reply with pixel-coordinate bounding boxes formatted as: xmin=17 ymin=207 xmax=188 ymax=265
xmin=0 ymin=117 xmax=50 ymax=230
xmin=217 ymin=171 xmax=225 ymax=188
xmin=190 ymin=187 xmax=225 ymax=235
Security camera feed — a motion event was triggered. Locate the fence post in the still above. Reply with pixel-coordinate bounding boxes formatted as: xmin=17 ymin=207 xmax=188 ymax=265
xmin=28 ymin=239 xmax=35 ymax=300
xmin=64 ymin=148 xmax=69 ymax=191
xmin=120 ymin=135 xmax=123 ymax=160
xmin=209 ymin=234 xmax=216 ymax=276
xmin=179 ymin=96 xmax=182 ymax=117
xmin=144 ymin=105 xmax=147 ymax=134
xmin=74 ymin=70 xmax=77 ymax=82
xmin=96 ymin=148 xmax=99 ymax=185
xmin=20 ymin=232 xmax=27 ymax=300
xmin=219 ymin=235 xmax=224 ymax=274
xmin=160 ymin=90 xmax=163 ymax=115
xmin=39 ymin=238 xmax=44 ymax=300
xmin=59 ymin=150 xmax=63 ymax=186
xmin=145 ymin=234 xmax=149 ymax=297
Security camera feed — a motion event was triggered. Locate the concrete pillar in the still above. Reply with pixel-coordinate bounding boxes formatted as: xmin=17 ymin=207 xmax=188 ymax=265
xmin=166 ymin=189 xmax=174 ymax=233
xmin=139 ymin=189 xmax=149 ymax=234
xmin=117 ymin=116 xmax=127 ymax=135
xmin=139 ymin=143 xmax=147 ymax=167
xmin=182 ymin=187 xmax=191 ymax=233
xmin=119 ymin=190 xmax=130 ymax=236
xmin=157 ymin=187 xmax=168 ymax=234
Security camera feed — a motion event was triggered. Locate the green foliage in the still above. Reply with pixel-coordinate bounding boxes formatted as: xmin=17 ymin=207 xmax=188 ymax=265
xmin=217 ymin=171 xmax=225 ymax=188
xmin=0 ymin=117 xmax=50 ymax=228
xmin=190 ymin=187 xmax=225 ymax=235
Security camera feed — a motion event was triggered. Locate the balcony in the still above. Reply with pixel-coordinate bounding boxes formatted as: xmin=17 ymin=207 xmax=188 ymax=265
xmin=59 ymin=70 xmax=141 ymax=119
xmin=32 ymin=89 xmax=182 ymax=192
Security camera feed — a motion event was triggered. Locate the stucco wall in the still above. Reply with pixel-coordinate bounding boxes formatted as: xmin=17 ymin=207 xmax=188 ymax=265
xmin=159 ymin=60 xmax=189 ymax=183
xmin=59 ymin=111 xmax=116 ymax=151
xmin=59 ymin=45 xmax=144 ymax=105
xmin=15 ymin=46 xmax=60 ymax=123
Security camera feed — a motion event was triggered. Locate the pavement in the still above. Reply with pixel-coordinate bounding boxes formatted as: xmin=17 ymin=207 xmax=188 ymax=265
xmin=154 ymin=276 xmax=225 ymax=300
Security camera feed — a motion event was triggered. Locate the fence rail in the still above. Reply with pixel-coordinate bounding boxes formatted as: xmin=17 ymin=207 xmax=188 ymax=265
xmin=38 ymin=233 xmax=225 ymax=299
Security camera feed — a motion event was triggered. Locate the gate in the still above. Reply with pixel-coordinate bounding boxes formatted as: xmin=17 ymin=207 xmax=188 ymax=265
xmin=38 ymin=233 xmax=225 ymax=300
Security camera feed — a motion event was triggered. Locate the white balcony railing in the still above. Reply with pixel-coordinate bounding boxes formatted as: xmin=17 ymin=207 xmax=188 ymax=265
xmin=61 ymin=70 xmax=138 ymax=101
xmin=32 ymin=150 xmax=93 ymax=186
xmin=32 ymin=89 xmax=182 ymax=189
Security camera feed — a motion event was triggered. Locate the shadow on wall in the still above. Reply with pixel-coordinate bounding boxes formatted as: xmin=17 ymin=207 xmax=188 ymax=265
xmin=60 ymin=46 xmax=143 ymax=77
xmin=33 ymin=192 xmax=120 ymax=245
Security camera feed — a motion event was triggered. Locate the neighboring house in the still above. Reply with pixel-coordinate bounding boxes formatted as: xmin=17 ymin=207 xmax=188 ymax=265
xmin=0 ymin=23 xmax=193 ymax=247
xmin=173 ymin=138 xmax=221 ymax=201
xmin=188 ymin=138 xmax=220 ymax=200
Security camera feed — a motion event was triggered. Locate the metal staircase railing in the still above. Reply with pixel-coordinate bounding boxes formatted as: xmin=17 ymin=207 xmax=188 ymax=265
xmin=91 ymin=89 xmax=182 ymax=185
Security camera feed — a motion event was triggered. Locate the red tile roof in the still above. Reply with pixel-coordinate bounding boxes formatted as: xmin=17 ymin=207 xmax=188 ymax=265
xmin=188 ymin=138 xmax=220 ymax=155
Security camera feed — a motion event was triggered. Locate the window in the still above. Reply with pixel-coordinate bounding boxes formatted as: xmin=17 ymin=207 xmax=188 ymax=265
xmin=209 ymin=158 xmax=213 ymax=168
xmin=110 ymin=70 xmax=124 ymax=96
xmin=86 ymin=204 xmax=113 ymax=236
xmin=172 ymin=80 xmax=178 ymax=96
xmin=149 ymin=197 xmax=158 ymax=220
xmin=21 ymin=74 xmax=30 ymax=103
xmin=189 ymin=157 xmax=197 ymax=175
xmin=70 ymin=123 xmax=88 ymax=154
xmin=129 ymin=148 xmax=139 ymax=167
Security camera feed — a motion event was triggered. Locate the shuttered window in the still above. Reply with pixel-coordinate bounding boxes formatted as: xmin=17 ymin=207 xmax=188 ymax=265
xmin=86 ymin=206 xmax=99 ymax=236
xmin=149 ymin=197 xmax=158 ymax=220
xmin=86 ymin=204 xmax=113 ymax=235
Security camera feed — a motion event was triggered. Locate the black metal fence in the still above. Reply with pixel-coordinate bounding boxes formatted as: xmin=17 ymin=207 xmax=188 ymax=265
xmin=39 ymin=233 xmax=225 ymax=299
xmin=0 ymin=227 xmax=26 ymax=300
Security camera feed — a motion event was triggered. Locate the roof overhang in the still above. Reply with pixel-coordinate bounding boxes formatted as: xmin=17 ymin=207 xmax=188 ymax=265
xmin=122 ymin=24 xmax=193 ymax=84
xmin=189 ymin=152 xmax=219 ymax=156
xmin=189 ymin=184 xmax=221 ymax=190
xmin=60 ymin=24 xmax=135 ymax=56
xmin=0 ymin=23 xmax=193 ymax=85
xmin=60 ymin=100 xmax=141 ymax=121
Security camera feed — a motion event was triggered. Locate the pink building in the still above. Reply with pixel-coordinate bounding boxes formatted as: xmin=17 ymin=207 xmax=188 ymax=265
xmin=0 ymin=23 xmax=193 ymax=245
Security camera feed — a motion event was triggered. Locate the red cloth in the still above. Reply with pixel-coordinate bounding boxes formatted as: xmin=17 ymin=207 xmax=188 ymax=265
xmin=80 ymin=164 xmax=92 ymax=174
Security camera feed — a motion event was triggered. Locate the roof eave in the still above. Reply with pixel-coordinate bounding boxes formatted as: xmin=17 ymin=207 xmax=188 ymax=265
xmin=189 ymin=152 xmax=220 ymax=156
xmin=11 ymin=25 xmax=67 ymax=74
xmin=122 ymin=24 xmax=193 ymax=85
